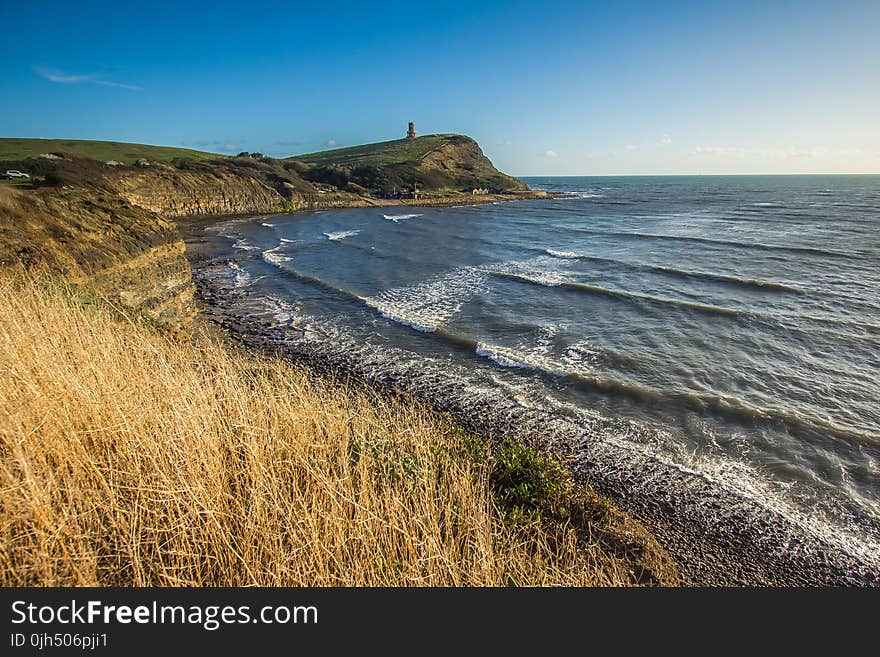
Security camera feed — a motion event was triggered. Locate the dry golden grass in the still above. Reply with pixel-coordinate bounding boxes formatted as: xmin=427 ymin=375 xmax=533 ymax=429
xmin=0 ymin=272 xmax=676 ymax=586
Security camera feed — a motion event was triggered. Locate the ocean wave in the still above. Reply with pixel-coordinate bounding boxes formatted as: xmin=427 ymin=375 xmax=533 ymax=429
xmin=655 ymin=266 xmax=804 ymax=293
xmin=249 ymin=255 xmax=489 ymax=334
xmin=545 ymin=249 xmax=582 ymax=259
xmin=558 ymin=191 xmax=604 ymax=199
xmin=261 ymin=247 xmax=293 ymax=266
xmin=323 ymin=230 xmax=361 ymax=241
xmin=279 ymin=237 xmax=297 ymax=243
xmin=569 ymin=228 xmax=860 ymax=259
xmin=492 ymin=257 xmax=567 ymax=287
xmin=254 ymin=294 xmax=297 ymax=325
xmin=367 ymin=306 xmax=436 ymax=333
xmin=232 ymin=238 xmax=261 ymax=251
xmin=383 ymin=213 xmax=424 ymax=223
xmin=361 ymin=267 xmax=489 ymax=332
xmin=226 ymin=261 xmax=252 ymax=288
xmin=497 ymin=272 xmax=560 ymax=287
xmin=544 ymin=248 xmax=807 ymax=293
xmin=491 ymin=270 xmax=746 ymax=318
xmin=261 ymin=222 xmax=277 ymax=227
xmin=475 ymin=343 xmax=535 ymax=370
xmin=470 ymin=335 xmax=880 ymax=447
xmin=473 ymin=339 xmax=569 ymax=376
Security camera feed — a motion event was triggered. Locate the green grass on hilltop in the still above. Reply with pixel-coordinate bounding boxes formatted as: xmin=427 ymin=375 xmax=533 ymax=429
xmin=0 ymin=138 xmax=223 ymax=164
xmin=293 ymin=134 xmax=459 ymax=167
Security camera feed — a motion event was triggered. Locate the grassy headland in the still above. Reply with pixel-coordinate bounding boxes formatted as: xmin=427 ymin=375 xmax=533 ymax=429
xmin=295 ymin=134 xmax=456 ymax=167
xmin=292 ymin=134 xmax=529 ymax=195
xmin=0 ymin=272 xmax=677 ymax=586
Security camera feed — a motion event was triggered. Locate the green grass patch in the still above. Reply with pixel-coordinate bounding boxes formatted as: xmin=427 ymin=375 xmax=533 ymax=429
xmin=0 ymin=138 xmax=223 ymax=164
xmin=293 ymin=134 xmax=458 ymax=167
xmin=447 ymin=425 xmax=602 ymax=527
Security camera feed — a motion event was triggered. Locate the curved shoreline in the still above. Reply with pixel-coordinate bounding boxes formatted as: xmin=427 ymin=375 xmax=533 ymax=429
xmin=186 ymin=247 xmax=879 ymax=586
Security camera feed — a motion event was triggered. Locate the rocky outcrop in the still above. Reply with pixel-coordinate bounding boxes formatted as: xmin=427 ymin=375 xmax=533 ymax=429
xmin=416 ymin=136 xmax=529 ymax=192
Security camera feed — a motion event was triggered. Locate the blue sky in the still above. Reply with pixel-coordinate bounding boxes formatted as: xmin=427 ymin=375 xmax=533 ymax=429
xmin=1 ymin=0 xmax=878 ymax=175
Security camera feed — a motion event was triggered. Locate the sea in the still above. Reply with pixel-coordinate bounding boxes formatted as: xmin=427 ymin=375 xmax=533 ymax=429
xmin=195 ymin=175 xmax=880 ymax=561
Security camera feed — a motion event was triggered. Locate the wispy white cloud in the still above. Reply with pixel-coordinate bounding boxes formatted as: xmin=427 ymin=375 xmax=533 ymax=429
xmin=34 ymin=66 xmax=140 ymax=91
xmin=541 ymin=149 xmax=558 ymax=158
xmin=497 ymin=139 xmax=513 ymax=146
xmin=189 ymin=140 xmax=244 ymax=153
xmin=624 ymin=144 xmax=638 ymax=151
xmin=692 ymin=146 xmax=748 ymax=157
xmin=658 ymin=134 xmax=672 ymax=145
xmin=325 ymin=138 xmax=337 ymax=147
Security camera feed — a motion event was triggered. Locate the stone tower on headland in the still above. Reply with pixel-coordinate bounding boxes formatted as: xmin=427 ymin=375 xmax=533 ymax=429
xmin=407 ymin=122 xmax=416 ymax=139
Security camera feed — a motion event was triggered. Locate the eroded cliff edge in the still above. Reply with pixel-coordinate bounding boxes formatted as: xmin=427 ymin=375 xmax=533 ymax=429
xmin=0 ymin=185 xmax=196 ymax=335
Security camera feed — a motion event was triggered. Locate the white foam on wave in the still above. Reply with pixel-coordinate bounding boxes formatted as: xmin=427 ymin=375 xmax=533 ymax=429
xmin=232 ymin=237 xmax=261 ymax=251
xmin=560 ymin=191 xmax=604 ymax=199
xmin=261 ymin=246 xmax=293 ymax=266
xmin=545 ymin=248 xmax=582 ymax=259
xmin=496 ymin=256 xmax=568 ymax=286
xmin=752 ymin=202 xmax=777 ymax=207
xmin=324 ymin=230 xmax=361 ymax=241
xmin=366 ymin=307 xmax=436 ymax=333
xmin=476 ymin=323 xmax=569 ymax=376
xmin=226 ymin=261 xmax=252 ymax=288
xmin=361 ymin=266 xmax=489 ymax=332
xmin=476 ymin=344 xmax=534 ymax=369
xmin=261 ymin=222 xmax=277 ymax=227
xmin=383 ymin=213 xmax=423 ymax=223
xmin=475 ymin=342 xmax=568 ymax=377
xmin=279 ymin=237 xmax=297 ymax=243
xmin=250 ymin=294 xmax=298 ymax=325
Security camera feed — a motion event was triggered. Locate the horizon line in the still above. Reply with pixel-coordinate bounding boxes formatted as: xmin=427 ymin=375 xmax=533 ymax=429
xmin=514 ymin=172 xmax=880 ymax=177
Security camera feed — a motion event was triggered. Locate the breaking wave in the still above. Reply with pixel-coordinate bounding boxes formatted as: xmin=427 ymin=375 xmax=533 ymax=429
xmin=360 ymin=267 xmax=489 ymax=332
xmin=568 ymin=229 xmax=861 ymax=259
xmin=324 ymin=230 xmax=361 ymax=241
xmin=544 ymin=248 xmax=805 ymax=293
xmin=383 ymin=213 xmax=424 ymax=222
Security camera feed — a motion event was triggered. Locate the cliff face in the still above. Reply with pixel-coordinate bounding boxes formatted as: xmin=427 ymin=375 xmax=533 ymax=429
xmin=415 ymin=137 xmax=528 ymax=192
xmin=0 ymin=185 xmax=195 ymax=335
xmin=107 ymin=167 xmax=285 ymax=217
xmin=103 ymin=162 xmax=364 ymax=218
